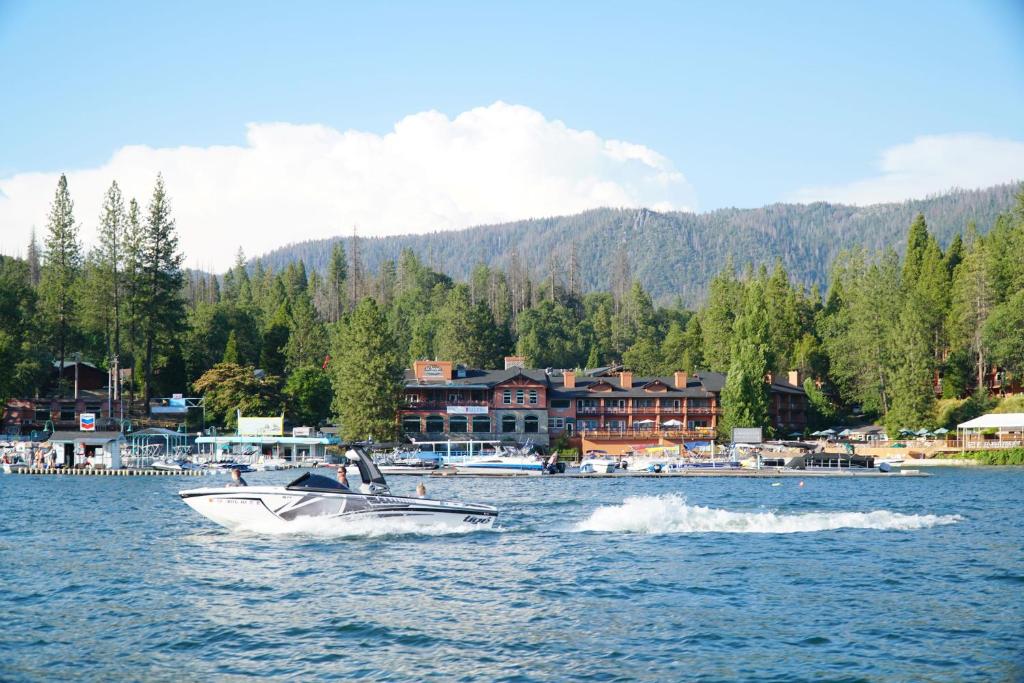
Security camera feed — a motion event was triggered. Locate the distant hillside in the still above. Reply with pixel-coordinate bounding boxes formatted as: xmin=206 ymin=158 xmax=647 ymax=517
xmin=255 ymin=184 xmax=1020 ymax=305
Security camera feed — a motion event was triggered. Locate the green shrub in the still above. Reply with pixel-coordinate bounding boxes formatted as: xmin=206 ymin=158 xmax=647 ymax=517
xmin=961 ymin=448 xmax=1024 ymax=465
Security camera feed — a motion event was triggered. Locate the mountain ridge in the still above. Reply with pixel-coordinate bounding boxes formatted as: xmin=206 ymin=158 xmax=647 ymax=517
xmin=254 ymin=183 xmax=1020 ymax=305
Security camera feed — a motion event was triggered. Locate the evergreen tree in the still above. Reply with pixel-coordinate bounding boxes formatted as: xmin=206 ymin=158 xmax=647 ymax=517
xmin=884 ymin=305 xmax=936 ymax=433
xmin=97 ymin=180 xmax=127 ymax=359
xmin=330 ymin=298 xmax=403 ymax=441
xmin=717 ymin=336 xmax=769 ymax=441
xmin=26 ymin=227 xmax=41 ymax=286
xmin=222 ymin=329 xmax=240 ymax=364
xmin=284 ymin=291 xmax=327 ymax=372
xmin=284 ymin=365 xmax=333 ymax=426
xmin=38 ymin=174 xmax=81 ymax=393
xmin=259 ymin=303 xmax=291 ymax=376
xmin=139 ymin=174 xmax=186 ymax=405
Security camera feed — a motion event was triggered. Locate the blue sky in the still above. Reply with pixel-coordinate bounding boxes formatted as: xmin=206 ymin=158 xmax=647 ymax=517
xmin=1 ymin=0 xmax=1022 ymax=266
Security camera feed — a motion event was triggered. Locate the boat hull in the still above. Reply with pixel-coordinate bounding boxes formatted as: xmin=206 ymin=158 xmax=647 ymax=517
xmin=179 ymin=485 xmax=498 ymax=532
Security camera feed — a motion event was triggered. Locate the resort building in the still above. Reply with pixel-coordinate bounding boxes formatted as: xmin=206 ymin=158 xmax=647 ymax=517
xmin=399 ymin=357 xmax=809 ymax=450
xmin=401 ymin=358 xmax=551 ymax=446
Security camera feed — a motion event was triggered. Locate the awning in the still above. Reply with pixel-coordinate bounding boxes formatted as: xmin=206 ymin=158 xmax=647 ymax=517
xmin=957 ymin=413 xmax=1024 ymax=430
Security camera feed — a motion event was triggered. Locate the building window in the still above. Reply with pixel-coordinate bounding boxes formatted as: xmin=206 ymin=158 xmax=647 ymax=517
xmin=548 ymin=417 xmax=564 ymax=430
xmin=550 ymin=399 xmax=570 ymax=409
xmin=60 ymin=406 xmax=75 ymax=421
xmin=608 ymin=420 xmax=624 ymax=431
xmin=515 ymin=389 xmax=524 ymax=404
xmin=425 ymin=415 xmax=445 ymax=433
xmin=503 ymin=390 xmax=512 ymax=405
xmin=402 ymin=417 xmax=422 ymax=433
xmin=449 ymin=416 xmax=468 ymax=433
xmin=35 ymin=408 xmax=50 ymax=422
xmin=528 ymin=390 xmax=538 ymax=405
xmin=501 ymin=415 xmax=517 ymax=433
xmin=565 ymin=420 xmax=575 ymax=434
xmin=448 ymin=392 xmax=460 ymax=403
xmin=472 ymin=416 xmax=491 ymax=433
xmin=524 ymin=415 xmax=539 ymax=433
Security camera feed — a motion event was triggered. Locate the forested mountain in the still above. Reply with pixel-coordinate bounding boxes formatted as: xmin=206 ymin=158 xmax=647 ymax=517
xmin=255 ymin=184 xmax=1019 ymax=305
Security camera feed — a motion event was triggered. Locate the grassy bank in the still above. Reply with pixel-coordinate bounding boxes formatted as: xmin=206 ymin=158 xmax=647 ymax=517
xmin=959 ymin=448 xmax=1024 ymax=465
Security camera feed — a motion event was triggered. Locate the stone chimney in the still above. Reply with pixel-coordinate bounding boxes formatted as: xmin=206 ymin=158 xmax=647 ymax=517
xmin=788 ymin=369 xmax=802 ymax=387
xmin=563 ymin=370 xmax=576 ymax=389
xmin=619 ymin=371 xmax=633 ymax=389
xmin=673 ymin=371 xmax=687 ymax=388
xmin=504 ymin=356 xmax=525 ymax=370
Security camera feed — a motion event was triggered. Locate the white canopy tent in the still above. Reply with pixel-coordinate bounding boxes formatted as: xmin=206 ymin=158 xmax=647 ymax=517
xmin=957 ymin=413 xmax=1024 ymax=451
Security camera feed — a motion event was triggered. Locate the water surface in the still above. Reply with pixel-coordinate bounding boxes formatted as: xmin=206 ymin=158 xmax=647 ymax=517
xmin=2 ymin=468 xmax=1021 ymax=681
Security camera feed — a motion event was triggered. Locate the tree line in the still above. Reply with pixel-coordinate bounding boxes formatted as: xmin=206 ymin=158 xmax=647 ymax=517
xmin=1 ymin=175 xmax=1022 ymax=441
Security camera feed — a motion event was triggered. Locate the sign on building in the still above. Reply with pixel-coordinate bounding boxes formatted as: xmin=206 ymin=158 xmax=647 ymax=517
xmin=422 ymin=364 xmax=444 ymax=378
xmin=238 ymin=415 xmax=284 ymax=436
xmin=80 ymin=413 xmax=96 ymax=431
xmin=732 ymin=427 xmax=763 ymax=444
xmin=293 ymin=426 xmax=312 ymax=437
xmin=447 ymin=406 xmax=489 ymax=415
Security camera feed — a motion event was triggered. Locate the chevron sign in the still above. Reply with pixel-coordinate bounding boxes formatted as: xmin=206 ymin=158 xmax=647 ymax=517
xmin=80 ymin=413 xmax=96 ymax=431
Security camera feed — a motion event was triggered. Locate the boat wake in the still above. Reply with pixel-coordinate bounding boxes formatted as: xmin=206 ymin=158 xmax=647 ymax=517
xmin=233 ymin=516 xmax=504 ymax=538
xmin=573 ymin=495 xmax=961 ymax=534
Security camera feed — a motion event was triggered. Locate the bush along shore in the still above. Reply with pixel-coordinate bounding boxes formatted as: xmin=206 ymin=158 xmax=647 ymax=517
xmin=959 ymin=448 xmax=1024 ymax=465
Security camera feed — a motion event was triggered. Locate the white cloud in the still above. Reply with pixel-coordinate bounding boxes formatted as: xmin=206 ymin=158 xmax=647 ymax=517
xmin=792 ymin=133 xmax=1024 ymax=205
xmin=0 ymin=102 xmax=695 ymax=271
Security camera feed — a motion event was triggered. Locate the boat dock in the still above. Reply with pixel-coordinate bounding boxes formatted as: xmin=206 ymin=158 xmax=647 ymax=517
xmin=426 ymin=468 xmax=929 ymax=478
xmin=6 ymin=467 xmax=211 ymax=477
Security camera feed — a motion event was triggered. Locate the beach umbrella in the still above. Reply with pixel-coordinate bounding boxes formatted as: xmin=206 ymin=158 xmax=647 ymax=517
xmin=820 ymin=428 xmax=836 ymax=435
xmin=838 ymin=428 xmax=853 ymax=437
xmin=933 ymin=427 xmax=949 ymax=435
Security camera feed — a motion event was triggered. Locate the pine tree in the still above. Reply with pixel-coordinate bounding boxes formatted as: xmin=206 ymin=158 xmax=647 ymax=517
xmin=222 ymin=329 xmax=240 ymax=364
xmin=97 ymin=180 xmax=126 ymax=360
xmin=884 ymin=305 xmax=936 ymax=433
xmin=330 ymin=298 xmax=403 ymax=441
xmin=259 ymin=303 xmax=291 ymax=376
xmin=140 ymin=174 xmax=186 ymax=406
xmin=717 ymin=336 xmax=769 ymax=441
xmin=26 ymin=227 xmax=41 ymax=286
xmin=949 ymin=235 xmax=993 ymax=392
xmin=348 ymin=227 xmax=363 ymax=310
xmin=38 ymin=174 xmax=81 ymax=394
xmin=284 ymin=291 xmax=327 ymax=373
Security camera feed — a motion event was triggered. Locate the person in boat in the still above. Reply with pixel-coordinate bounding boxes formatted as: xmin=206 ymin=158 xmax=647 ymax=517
xmin=415 ymin=482 xmax=426 ymax=498
xmin=228 ymin=467 xmax=247 ymax=487
xmin=337 ymin=464 xmax=350 ymax=489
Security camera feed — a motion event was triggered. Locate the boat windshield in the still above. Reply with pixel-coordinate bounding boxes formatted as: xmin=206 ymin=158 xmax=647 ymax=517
xmin=285 ymin=472 xmax=348 ymax=491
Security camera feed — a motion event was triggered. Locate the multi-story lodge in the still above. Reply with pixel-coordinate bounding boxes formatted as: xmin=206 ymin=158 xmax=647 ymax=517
xmin=400 ymin=357 xmax=808 ymax=448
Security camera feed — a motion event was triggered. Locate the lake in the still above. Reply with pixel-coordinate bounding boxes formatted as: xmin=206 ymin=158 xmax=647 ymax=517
xmin=2 ymin=467 xmax=1021 ymax=681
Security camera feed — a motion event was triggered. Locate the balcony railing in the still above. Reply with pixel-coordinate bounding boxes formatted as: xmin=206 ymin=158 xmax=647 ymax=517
xmin=403 ymin=400 xmax=490 ymax=410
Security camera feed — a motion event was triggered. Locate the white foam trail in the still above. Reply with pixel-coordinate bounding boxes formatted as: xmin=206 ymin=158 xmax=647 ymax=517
xmin=574 ymin=495 xmax=961 ymax=534
xmin=235 ymin=516 xmax=502 ymax=538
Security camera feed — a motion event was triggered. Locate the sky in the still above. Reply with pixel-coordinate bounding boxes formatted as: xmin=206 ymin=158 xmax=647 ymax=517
xmin=1 ymin=0 xmax=1023 ymax=270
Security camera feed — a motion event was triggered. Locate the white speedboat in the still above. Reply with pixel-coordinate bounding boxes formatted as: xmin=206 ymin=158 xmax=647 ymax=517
xmin=152 ymin=458 xmax=206 ymax=472
xmin=452 ymin=454 xmax=548 ymax=475
xmin=179 ymin=447 xmax=498 ymax=532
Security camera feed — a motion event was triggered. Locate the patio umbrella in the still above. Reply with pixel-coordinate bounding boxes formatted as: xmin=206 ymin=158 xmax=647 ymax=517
xmin=788 ymin=431 xmax=803 ymax=437
xmin=819 ymin=428 xmax=836 ymax=435
xmin=838 ymin=428 xmax=853 ymax=437
xmin=898 ymin=428 xmax=914 ymax=436
xmin=634 ymin=419 xmax=655 ymax=427
xmin=662 ymin=419 xmax=683 ymax=427
xmin=915 ymin=429 xmax=930 ymax=436
xmin=933 ymin=427 xmax=949 ymax=435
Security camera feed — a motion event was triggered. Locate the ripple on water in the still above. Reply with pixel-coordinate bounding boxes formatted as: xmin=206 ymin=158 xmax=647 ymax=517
xmin=0 ymin=468 xmax=1021 ymax=682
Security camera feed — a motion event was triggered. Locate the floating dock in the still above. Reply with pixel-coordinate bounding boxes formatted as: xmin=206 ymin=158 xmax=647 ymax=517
xmin=6 ymin=467 xmax=210 ymax=477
